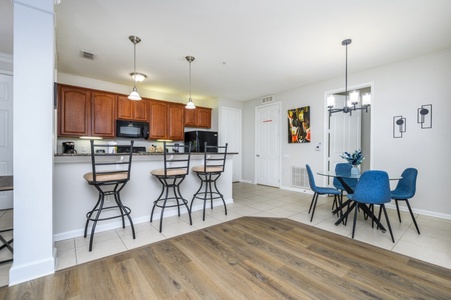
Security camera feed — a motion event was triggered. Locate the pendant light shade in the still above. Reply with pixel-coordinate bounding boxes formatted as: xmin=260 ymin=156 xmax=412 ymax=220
xmin=128 ymin=35 xmax=142 ymax=101
xmin=128 ymin=87 xmax=141 ymax=101
xmin=185 ymin=56 xmax=196 ymax=109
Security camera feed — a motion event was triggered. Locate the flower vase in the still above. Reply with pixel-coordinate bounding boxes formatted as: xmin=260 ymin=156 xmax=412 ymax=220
xmin=351 ymin=166 xmax=360 ymax=175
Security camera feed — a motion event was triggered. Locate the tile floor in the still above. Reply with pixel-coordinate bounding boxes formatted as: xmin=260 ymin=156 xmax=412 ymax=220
xmin=1 ymin=182 xmax=451 ymax=286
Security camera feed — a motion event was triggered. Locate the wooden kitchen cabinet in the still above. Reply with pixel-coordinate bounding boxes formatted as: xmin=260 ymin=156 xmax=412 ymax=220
xmin=58 ymin=85 xmax=91 ymax=136
xmin=117 ymin=96 xmax=148 ymax=121
xmin=58 ymin=84 xmax=198 ymax=140
xmin=91 ymin=91 xmax=116 ymax=137
xmin=148 ymin=100 xmax=185 ymax=140
xmin=148 ymin=100 xmax=167 ymax=139
xmin=184 ymin=106 xmax=212 ymax=128
xmin=167 ymin=103 xmax=185 ymax=140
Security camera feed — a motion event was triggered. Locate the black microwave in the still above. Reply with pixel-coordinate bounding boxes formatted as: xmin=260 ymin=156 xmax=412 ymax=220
xmin=116 ymin=120 xmax=149 ymax=139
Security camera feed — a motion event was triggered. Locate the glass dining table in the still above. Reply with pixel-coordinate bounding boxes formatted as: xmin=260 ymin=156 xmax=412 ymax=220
xmin=317 ymin=171 xmax=401 ymax=231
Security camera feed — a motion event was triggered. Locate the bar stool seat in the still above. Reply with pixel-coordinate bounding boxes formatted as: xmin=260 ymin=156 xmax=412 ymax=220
xmin=83 ymin=140 xmax=135 ymax=251
xmin=150 ymin=142 xmax=192 ymax=232
xmin=190 ymin=143 xmax=228 ymax=221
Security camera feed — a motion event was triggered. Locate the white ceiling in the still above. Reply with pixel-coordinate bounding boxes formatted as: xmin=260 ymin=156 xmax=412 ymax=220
xmin=3 ymin=0 xmax=451 ymax=101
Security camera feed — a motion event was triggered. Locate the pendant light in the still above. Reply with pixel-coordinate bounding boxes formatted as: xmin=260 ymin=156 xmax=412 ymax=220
xmin=328 ymin=39 xmax=371 ymax=116
xmin=128 ymin=35 xmax=142 ymax=101
xmin=185 ymin=56 xmax=196 ymax=109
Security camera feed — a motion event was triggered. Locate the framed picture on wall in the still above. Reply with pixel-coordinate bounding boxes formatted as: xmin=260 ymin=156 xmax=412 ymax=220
xmin=288 ymin=106 xmax=310 ymax=143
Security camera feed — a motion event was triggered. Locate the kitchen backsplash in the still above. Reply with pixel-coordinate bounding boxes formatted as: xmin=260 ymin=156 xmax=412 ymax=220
xmin=56 ymin=138 xmax=185 ymax=154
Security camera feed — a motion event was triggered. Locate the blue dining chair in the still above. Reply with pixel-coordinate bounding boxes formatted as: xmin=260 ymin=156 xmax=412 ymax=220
xmin=348 ymin=170 xmax=394 ymax=242
xmin=390 ymin=168 xmax=420 ymax=234
xmin=306 ymin=164 xmax=340 ymax=222
xmin=333 ymin=163 xmax=358 ymax=208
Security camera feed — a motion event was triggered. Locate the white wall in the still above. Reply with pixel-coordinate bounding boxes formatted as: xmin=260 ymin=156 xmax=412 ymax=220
xmin=242 ymin=48 xmax=451 ymax=218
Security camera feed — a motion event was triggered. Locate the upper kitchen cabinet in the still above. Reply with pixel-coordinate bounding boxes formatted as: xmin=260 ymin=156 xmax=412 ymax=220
xmin=57 ymin=85 xmax=117 ymax=138
xmin=184 ymin=106 xmax=212 ymax=128
xmin=148 ymin=100 xmax=167 ymax=139
xmin=167 ymin=103 xmax=185 ymax=140
xmin=148 ymin=100 xmax=185 ymax=141
xmin=58 ymin=85 xmax=90 ymax=136
xmin=117 ymin=96 xmax=148 ymax=121
xmin=91 ymin=91 xmax=117 ymax=137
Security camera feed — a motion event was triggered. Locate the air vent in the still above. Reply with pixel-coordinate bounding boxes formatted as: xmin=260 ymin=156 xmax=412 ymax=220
xmin=80 ymin=50 xmax=94 ymax=60
xmin=291 ymin=166 xmax=309 ymax=188
xmin=261 ymin=95 xmax=274 ymax=104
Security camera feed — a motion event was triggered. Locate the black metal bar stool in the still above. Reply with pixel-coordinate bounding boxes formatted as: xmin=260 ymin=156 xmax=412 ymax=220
xmin=190 ymin=143 xmax=228 ymax=221
xmin=0 ymin=176 xmax=13 ymax=264
xmin=83 ymin=140 xmax=135 ymax=251
xmin=150 ymin=142 xmax=192 ymax=232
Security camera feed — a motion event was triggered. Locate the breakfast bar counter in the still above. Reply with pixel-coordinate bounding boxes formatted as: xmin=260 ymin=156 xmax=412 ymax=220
xmin=53 ymin=153 xmax=234 ymax=241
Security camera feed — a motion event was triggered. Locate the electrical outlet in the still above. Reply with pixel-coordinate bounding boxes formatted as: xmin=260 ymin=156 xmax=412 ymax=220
xmin=81 ymin=146 xmax=86 ymax=153
xmin=105 ymin=195 xmax=110 ymax=202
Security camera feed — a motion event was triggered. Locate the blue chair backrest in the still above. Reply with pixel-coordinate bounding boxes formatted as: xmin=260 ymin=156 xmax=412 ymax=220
xmin=333 ymin=163 xmax=358 ymax=190
xmin=306 ymin=164 xmax=319 ymax=193
xmin=352 ymin=170 xmax=391 ymax=204
xmin=392 ymin=168 xmax=418 ymax=199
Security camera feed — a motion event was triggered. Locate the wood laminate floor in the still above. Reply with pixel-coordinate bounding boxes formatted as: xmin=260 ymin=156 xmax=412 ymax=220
xmin=1 ymin=216 xmax=450 ymax=299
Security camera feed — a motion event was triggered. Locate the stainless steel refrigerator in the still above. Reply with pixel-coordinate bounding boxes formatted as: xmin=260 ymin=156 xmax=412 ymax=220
xmin=184 ymin=130 xmax=218 ymax=152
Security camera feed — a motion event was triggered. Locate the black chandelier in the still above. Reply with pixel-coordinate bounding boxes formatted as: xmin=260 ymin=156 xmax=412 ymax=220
xmin=328 ymin=39 xmax=371 ymax=117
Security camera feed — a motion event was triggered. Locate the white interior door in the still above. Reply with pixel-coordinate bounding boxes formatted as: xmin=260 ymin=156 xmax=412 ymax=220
xmin=329 ymin=95 xmax=361 ymax=173
xmin=256 ymin=103 xmax=280 ymax=187
xmin=0 ymin=74 xmax=13 ymax=209
xmin=219 ymin=106 xmax=242 ymax=182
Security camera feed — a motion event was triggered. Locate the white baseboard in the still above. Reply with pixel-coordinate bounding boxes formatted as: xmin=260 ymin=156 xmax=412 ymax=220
xmin=9 ymin=256 xmax=55 ymax=286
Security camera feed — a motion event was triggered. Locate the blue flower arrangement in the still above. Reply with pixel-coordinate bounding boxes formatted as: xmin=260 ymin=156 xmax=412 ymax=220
xmin=341 ymin=149 xmax=364 ymax=166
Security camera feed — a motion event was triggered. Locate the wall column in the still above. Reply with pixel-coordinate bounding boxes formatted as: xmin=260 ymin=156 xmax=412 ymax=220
xmin=10 ymin=0 xmax=55 ymax=285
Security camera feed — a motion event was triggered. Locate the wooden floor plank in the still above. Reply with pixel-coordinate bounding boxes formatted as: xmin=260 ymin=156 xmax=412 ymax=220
xmin=1 ymin=216 xmax=450 ymax=299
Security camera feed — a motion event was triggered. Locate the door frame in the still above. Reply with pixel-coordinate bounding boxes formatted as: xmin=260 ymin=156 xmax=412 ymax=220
xmin=323 ymin=81 xmax=374 ymax=184
xmin=218 ymin=106 xmax=242 ymax=182
xmin=254 ymin=102 xmax=281 ymax=187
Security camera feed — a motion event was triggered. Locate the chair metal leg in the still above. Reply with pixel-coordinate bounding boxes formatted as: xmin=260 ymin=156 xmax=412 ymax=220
xmin=381 ymin=204 xmax=395 ymax=242
xmin=309 ymin=193 xmax=319 ymax=222
xmin=115 ymin=194 xmax=135 ymax=238
xmin=176 ymin=180 xmax=192 ymax=225
xmin=85 ymin=193 xmax=101 ymax=238
xmin=213 ymin=175 xmax=227 ymax=215
xmin=405 ymin=200 xmax=420 ymax=234
xmin=308 ymin=193 xmax=316 ymax=214
xmin=89 ymin=192 xmax=105 ymax=252
xmin=395 ymin=199 xmax=402 ymax=222
xmin=352 ymin=201 xmax=358 ymax=239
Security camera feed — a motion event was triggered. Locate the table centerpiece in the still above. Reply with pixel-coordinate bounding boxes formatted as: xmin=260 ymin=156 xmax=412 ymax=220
xmin=341 ymin=149 xmax=364 ymax=175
